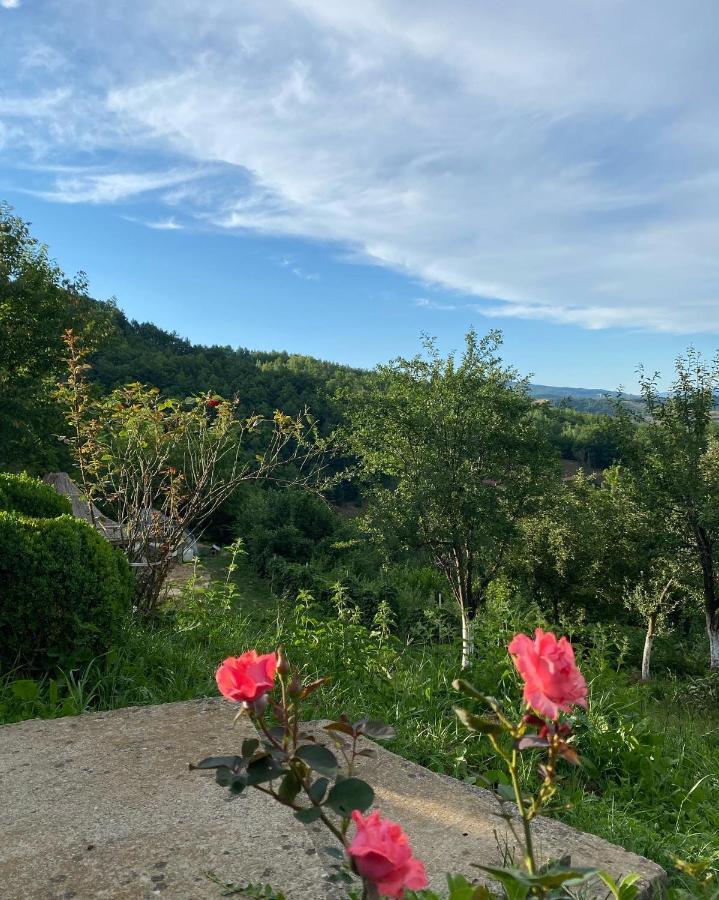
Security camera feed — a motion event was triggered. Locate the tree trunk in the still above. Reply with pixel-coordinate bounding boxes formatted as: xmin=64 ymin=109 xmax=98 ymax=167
xmin=695 ymin=525 xmax=719 ymax=670
xmin=708 ymin=614 xmax=719 ymax=671
xmin=460 ymin=603 xmax=473 ymax=670
xmin=641 ymin=612 xmax=656 ymax=682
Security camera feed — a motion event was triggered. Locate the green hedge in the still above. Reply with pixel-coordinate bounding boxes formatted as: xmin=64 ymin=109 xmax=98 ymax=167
xmin=0 ymin=476 xmax=133 ymax=671
xmin=0 ymin=472 xmax=71 ymax=519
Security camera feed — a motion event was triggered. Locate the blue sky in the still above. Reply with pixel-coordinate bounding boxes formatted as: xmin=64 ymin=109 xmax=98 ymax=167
xmin=2 ymin=1 xmax=719 ymax=390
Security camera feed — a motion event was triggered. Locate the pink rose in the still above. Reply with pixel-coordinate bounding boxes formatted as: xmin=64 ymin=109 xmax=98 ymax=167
xmin=215 ymin=650 xmax=277 ymax=703
xmin=508 ymin=628 xmax=588 ymax=720
xmin=348 ymin=810 xmax=428 ymax=898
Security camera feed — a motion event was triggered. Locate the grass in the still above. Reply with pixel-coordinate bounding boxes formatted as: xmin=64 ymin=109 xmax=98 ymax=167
xmin=1 ymin=553 xmax=718 ymax=897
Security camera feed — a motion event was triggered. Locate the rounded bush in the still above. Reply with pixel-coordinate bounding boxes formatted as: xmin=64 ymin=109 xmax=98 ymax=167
xmin=0 ymin=510 xmax=133 ymax=672
xmin=0 ymin=472 xmax=71 ymax=519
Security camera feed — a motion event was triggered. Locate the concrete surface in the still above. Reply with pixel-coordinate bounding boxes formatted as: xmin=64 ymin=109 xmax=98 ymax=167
xmin=0 ymin=699 xmax=666 ymax=898
xmin=336 ymin=726 xmax=666 ymax=898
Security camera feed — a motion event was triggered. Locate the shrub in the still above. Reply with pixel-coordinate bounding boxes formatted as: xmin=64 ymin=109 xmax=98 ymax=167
xmin=0 ymin=472 xmax=71 ymax=519
xmin=0 ymin=510 xmax=133 ymax=671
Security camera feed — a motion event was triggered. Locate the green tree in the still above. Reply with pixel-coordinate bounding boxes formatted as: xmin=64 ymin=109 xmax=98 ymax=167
xmin=0 ymin=203 xmax=112 ymax=471
xmin=518 ymin=471 xmax=623 ymax=624
xmin=606 ymin=466 xmax=687 ymax=681
xmin=343 ymin=330 xmax=557 ymax=666
xmin=619 ymin=350 xmax=719 ymax=670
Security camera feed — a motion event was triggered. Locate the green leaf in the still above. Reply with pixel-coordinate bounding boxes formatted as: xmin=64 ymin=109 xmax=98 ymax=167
xmin=277 ymin=771 xmax=302 ymax=805
xmin=309 ymin=777 xmax=329 ymax=804
xmin=527 ymin=867 xmax=597 ymax=889
xmin=324 ymin=721 xmax=356 ymax=737
xmin=325 ymin=777 xmax=374 ymax=816
xmin=245 ymin=755 xmax=285 ymax=786
xmin=294 ymin=744 xmax=338 ymax=778
xmin=242 ymin=738 xmax=260 ymax=758
xmin=452 ymin=679 xmax=486 ymax=701
xmin=496 ymin=784 xmax=516 ymax=802
xmin=453 ymin=681 xmax=504 ymax=715
xmin=473 ymin=865 xmax=531 ymax=900
xmin=294 ymin=807 xmax=322 ymax=824
xmin=445 ymin=873 xmax=494 ymax=899
xmin=192 ymin=755 xmax=242 ymax=771
xmin=454 ymin=708 xmax=503 ymax=736
xmin=215 ymin=767 xmax=246 ymax=795
xmin=596 ymin=872 xmax=641 ymax=900
xmin=10 ymin=679 xmax=39 ymax=702
xmin=356 ymin=719 xmax=397 ymax=741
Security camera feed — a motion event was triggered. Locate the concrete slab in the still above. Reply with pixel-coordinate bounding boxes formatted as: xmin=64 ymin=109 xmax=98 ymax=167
xmin=0 ymin=700 xmax=331 ymax=900
xmin=0 ymin=700 xmax=666 ymax=899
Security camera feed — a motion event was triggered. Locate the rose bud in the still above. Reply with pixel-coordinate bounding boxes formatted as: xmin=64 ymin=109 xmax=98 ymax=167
xmin=522 ymin=713 xmax=545 ymax=727
xmin=276 ymin=646 xmax=291 ymax=676
xmin=248 ymin=693 xmax=269 ymax=717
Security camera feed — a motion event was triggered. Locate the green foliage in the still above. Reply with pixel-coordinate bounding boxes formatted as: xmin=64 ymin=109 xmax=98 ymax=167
xmin=0 ymin=202 xmax=113 ymax=472
xmin=0 ymin=510 xmax=132 ymax=671
xmin=342 ymin=329 xmax=557 ymax=666
xmin=0 ymin=471 xmax=71 ymax=518
xmin=616 ymin=350 xmax=719 ymax=669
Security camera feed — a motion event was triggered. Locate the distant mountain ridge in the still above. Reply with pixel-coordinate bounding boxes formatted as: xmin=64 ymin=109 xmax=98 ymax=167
xmin=529 ymin=383 xmax=614 ymax=399
xmin=529 ymin=383 xmax=638 ymax=400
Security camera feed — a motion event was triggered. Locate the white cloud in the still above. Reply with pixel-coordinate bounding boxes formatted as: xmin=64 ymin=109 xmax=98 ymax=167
xmin=4 ymin=0 xmax=719 ymax=332
xmin=146 ymin=217 xmax=184 ymax=230
xmin=415 ymin=298 xmax=457 ymax=312
xmin=29 ymin=168 xmax=208 ymax=204
xmin=123 ymin=215 xmax=185 ymax=230
xmin=277 ymin=255 xmax=319 ymax=281
xmin=1 ymin=0 xmax=21 ymax=9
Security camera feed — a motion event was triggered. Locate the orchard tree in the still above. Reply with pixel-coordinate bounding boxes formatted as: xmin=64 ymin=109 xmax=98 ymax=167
xmin=607 ymin=466 xmax=686 ymax=681
xmin=343 ymin=330 xmax=557 ymax=667
xmin=518 ymin=471 xmax=625 ymax=625
xmin=618 ymin=351 xmax=719 ymax=670
xmin=624 ymin=574 xmax=679 ymax=682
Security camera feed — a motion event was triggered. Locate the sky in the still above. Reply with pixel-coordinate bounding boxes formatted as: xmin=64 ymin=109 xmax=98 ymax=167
xmin=2 ymin=1 xmax=719 ymax=390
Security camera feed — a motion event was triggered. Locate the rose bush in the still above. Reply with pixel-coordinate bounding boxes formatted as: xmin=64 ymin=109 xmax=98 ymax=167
xmin=197 ymin=632 xmax=639 ymax=899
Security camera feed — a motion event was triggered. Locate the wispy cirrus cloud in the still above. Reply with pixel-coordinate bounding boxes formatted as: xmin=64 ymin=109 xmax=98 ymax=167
xmin=123 ymin=215 xmax=185 ymax=230
xmin=414 ymin=298 xmax=457 ymax=312
xmin=27 ymin=168 xmax=209 ymax=204
xmin=2 ymin=0 xmax=719 ymax=332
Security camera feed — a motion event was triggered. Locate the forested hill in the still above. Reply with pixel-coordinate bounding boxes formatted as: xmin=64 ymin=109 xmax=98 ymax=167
xmin=92 ymin=312 xmax=362 ymax=427
xmin=94 ymin=312 xmax=623 ymax=421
